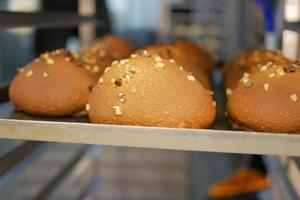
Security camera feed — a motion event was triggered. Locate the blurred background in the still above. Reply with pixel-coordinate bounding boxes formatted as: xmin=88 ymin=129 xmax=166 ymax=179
xmin=0 ymin=0 xmax=300 ymax=200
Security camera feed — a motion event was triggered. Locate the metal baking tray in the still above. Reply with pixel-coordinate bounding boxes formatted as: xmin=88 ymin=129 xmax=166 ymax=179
xmin=0 ymin=76 xmax=300 ymax=156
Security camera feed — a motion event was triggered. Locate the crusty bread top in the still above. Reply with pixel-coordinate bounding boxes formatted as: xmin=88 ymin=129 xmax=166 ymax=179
xmin=89 ymin=34 xmax=135 ymax=59
xmin=88 ymin=50 xmax=216 ymax=128
xmin=173 ymin=38 xmax=214 ymax=73
xmin=226 ymin=60 xmax=300 ymax=132
xmin=140 ymin=44 xmax=211 ymax=89
xmin=223 ymin=49 xmax=288 ymax=90
xmin=9 ymin=49 xmax=96 ymax=116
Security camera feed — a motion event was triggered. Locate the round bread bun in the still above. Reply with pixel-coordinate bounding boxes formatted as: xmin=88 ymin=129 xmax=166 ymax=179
xmin=9 ymin=49 xmax=97 ymax=117
xmin=140 ymin=44 xmax=211 ymax=89
xmin=226 ymin=59 xmax=300 ymax=133
xmin=173 ymin=38 xmax=214 ymax=73
xmin=223 ymin=49 xmax=288 ymax=90
xmin=88 ymin=50 xmax=216 ymax=128
xmin=89 ymin=34 xmax=134 ymax=59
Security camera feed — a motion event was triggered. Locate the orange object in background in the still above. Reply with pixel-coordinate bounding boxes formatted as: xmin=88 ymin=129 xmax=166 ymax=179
xmin=208 ymin=167 xmax=269 ymax=198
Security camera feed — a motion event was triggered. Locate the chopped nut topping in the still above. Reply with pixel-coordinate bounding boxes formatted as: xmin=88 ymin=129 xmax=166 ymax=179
xmin=244 ymin=82 xmax=253 ymax=88
xmin=115 ymin=78 xmax=123 ymax=86
xmin=169 ymin=59 xmax=175 ymax=63
xmin=43 ymin=72 xmax=48 ymax=78
xmin=113 ymin=105 xmax=122 ymax=115
xmin=290 ymin=94 xmax=298 ymax=102
xmin=243 ymin=72 xmax=250 ymax=78
xmin=119 ymin=93 xmax=126 ymax=102
xmin=276 ymin=68 xmax=285 ymax=76
xmin=268 ymin=73 xmax=275 ymax=77
xmin=104 ymin=67 xmax=111 ymax=73
xmin=46 ymin=58 xmax=54 ymax=65
xmin=112 ymin=60 xmax=118 ymax=65
xmin=260 ymin=65 xmax=268 ymax=72
xmin=283 ymin=65 xmax=296 ymax=73
xmin=92 ymin=66 xmax=100 ymax=73
xmin=26 ymin=70 xmax=33 ymax=77
xmin=154 ymin=55 xmax=162 ymax=62
xmin=98 ymin=78 xmax=104 ymax=83
xmin=156 ymin=62 xmax=165 ymax=68
xmin=142 ymin=50 xmax=150 ymax=56
xmin=264 ymin=83 xmax=269 ymax=91
xmin=187 ymin=75 xmax=195 ymax=81
xmin=226 ymin=88 xmax=232 ymax=96
xmin=124 ymin=74 xmax=131 ymax=82
xmin=85 ymin=104 xmax=90 ymax=111
xmin=120 ymin=59 xmax=129 ymax=65
xmin=17 ymin=68 xmax=24 ymax=73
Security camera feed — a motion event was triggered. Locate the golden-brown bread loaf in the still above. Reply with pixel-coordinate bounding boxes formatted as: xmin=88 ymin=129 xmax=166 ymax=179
xmin=9 ymin=49 xmax=97 ymax=117
xmin=226 ymin=59 xmax=300 ymax=133
xmin=89 ymin=34 xmax=135 ymax=59
xmin=173 ymin=38 xmax=214 ymax=73
xmin=223 ymin=49 xmax=288 ymax=90
xmin=88 ymin=50 xmax=216 ymax=128
xmin=140 ymin=44 xmax=211 ymax=89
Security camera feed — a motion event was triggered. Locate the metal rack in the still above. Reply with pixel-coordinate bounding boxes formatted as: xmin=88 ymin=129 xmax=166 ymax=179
xmin=0 ymin=1 xmax=300 ymax=199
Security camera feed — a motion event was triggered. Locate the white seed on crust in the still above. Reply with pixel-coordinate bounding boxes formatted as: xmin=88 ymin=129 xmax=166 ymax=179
xmin=290 ymin=94 xmax=298 ymax=102
xmin=156 ymin=62 xmax=165 ymax=69
xmin=85 ymin=104 xmax=90 ymax=111
xmin=92 ymin=66 xmax=100 ymax=73
xmin=268 ymin=73 xmax=275 ymax=78
xmin=120 ymin=59 xmax=129 ymax=65
xmin=179 ymin=66 xmax=184 ymax=70
xmin=113 ymin=105 xmax=122 ymax=115
xmin=26 ymin=70 xmax=33 ymax=77
xmin=263 ymin=83 xmax=269 ymax=91
xmin=131 ymin=54 xmax=137 ymax=58
xmin=154 ymin=55 xmax=162 ymax=62
xmin=98 ymin=78 xmax=104 ymax=83
xmin=43 ymin=72 xmax=48 ymax=78
xmin=276 ymin=68 xmax=285 ymax=77
xmin=46 ymin=58 xmax=54 ymax=65
xmin=142 ymin=50 xmax=150 ymax=56
xmin=104 ymin=67 xmax=111 ymax=73
xmin=112 ymin=60 xmax=118 ymax=65
xmin=226 ymin=88 xmax=232 ymax=96
xmin=187 ymin=75 xmax=195 ymax=81
xmin=169 ymin=59 xmax=175 ymax=63
xmin=119 ymin=93 xmax=125 ymax=102
xmin=260 ymin=65 xmax=268 ymax=72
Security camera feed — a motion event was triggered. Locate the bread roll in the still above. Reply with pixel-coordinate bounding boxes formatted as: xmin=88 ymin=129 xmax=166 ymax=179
xmin=226 ymin=59 xmax=300 ymax=133
xmin=9 ymin=49 xmax=96 ymax=117
xmin=88 ymin=50 xmax=216 ymax=128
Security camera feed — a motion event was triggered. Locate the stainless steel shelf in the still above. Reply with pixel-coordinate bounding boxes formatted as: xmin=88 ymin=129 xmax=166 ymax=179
xmin=0 ymin=103 xmax=300 ymax=156
xmin=0 ymin=11 xmax=101 ymax=28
